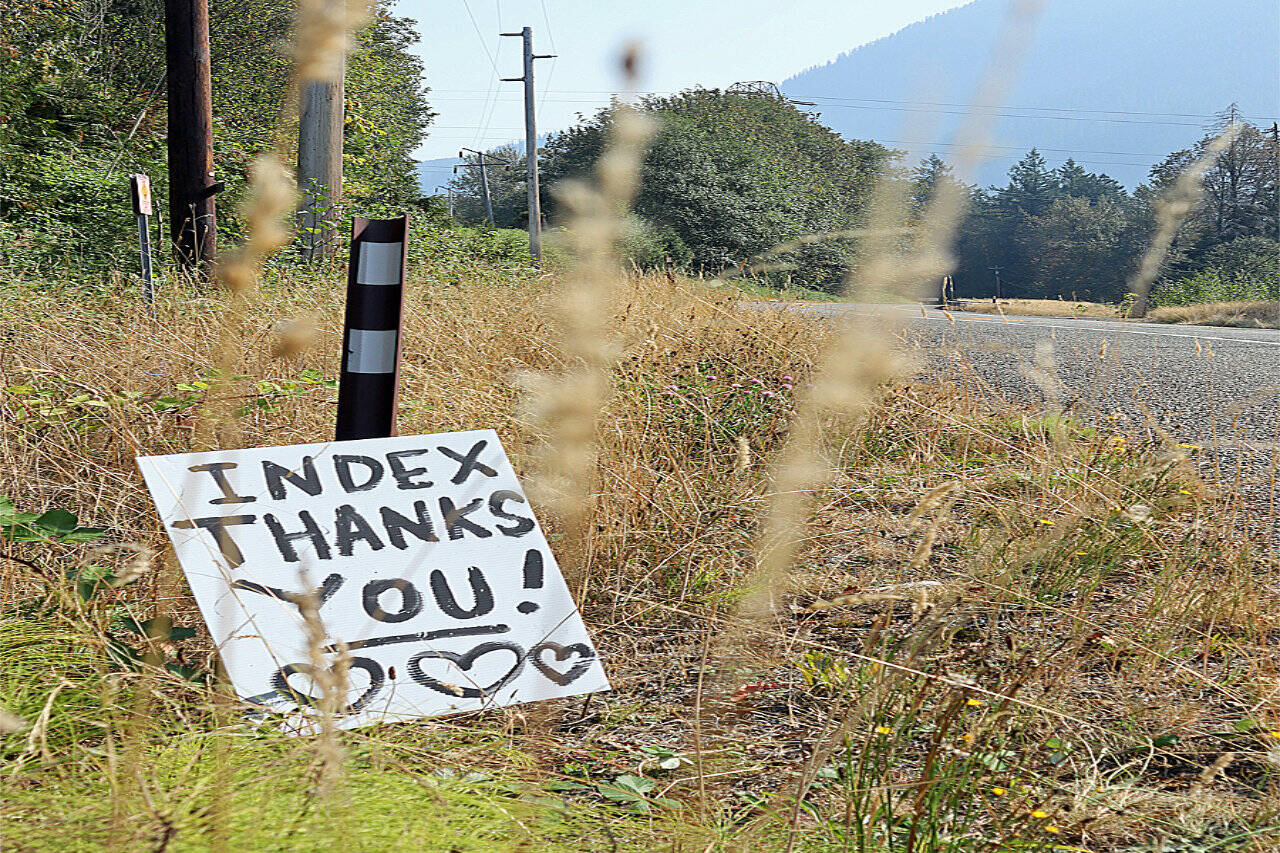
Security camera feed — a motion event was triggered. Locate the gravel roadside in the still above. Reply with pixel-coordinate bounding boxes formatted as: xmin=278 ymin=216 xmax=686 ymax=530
xmin=786 ymin=304 xmax=1280 ymax=547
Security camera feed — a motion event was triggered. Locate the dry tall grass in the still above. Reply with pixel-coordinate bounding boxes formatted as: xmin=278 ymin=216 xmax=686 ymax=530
xmin=3 ymin=265 xmax=1279 ymax=849
xmin=5 ymin=0 xmax=1280 ymax=847
xmin=1147 ymin=300 xmax=1280 ymax=329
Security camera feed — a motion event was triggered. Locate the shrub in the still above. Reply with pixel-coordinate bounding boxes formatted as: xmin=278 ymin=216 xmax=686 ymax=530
xmin=1152 ymin=267 xmax=1277 ymax=306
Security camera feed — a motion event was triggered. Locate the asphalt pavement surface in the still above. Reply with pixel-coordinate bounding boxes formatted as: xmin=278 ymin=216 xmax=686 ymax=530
xmin=784 ymin=303 xmax=1280 ymax=546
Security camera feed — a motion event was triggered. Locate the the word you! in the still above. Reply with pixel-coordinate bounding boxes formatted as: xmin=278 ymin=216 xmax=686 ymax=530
xmin=138 ymin=429 xmax=608 ymax=729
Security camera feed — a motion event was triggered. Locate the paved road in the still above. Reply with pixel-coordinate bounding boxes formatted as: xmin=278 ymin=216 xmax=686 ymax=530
xmin=786 ymin=304 xmax=1280 ymax=543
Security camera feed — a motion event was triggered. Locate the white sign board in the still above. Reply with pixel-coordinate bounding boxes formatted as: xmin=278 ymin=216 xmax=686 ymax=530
xmin=138 ymin=430 xmax=608 ymax=729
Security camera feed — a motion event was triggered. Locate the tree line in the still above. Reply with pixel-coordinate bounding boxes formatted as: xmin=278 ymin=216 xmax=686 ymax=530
xmin=453 ymin=95 xmax=1279 ymax=302
xmin=951 ymin=109 xmax=1278 ymax=303
xmin=451 ymin=88 xmax=889 ymax=286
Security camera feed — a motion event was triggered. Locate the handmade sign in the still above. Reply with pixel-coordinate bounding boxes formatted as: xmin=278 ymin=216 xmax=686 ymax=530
xmin=138 ymin=429 xmax=608 ymax=729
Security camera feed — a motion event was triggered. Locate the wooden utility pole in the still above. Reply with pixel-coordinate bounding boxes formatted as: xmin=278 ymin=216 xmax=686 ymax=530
xmin=164 ymin=0 xmax=219 ymax=271
xmin=501 ymin=27 xmax=554 ymax=266
xmin=297 ymin=59 xmax=345 ymax=262
xmin=456 ymin=147 xmax=508 ymax=225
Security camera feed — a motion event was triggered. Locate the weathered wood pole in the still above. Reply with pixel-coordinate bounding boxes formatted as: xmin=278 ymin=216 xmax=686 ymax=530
xmin=297 ymin=58 xmax=345 ymax=261
xmin=164 ymin=0 xmax=218 ymax=271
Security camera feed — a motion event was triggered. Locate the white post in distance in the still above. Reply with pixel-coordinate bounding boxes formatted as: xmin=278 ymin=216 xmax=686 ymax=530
xmin=130 ymin=173 xmax=156 ymax=310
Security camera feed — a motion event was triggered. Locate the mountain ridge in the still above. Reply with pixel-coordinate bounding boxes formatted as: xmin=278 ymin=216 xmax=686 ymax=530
xmin=780 ymin=0 xmax=1280 ymax=186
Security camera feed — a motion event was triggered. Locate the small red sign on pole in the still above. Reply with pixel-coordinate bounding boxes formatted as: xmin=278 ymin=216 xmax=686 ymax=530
xmin=130 ymin=174 xmax=153 ymax=216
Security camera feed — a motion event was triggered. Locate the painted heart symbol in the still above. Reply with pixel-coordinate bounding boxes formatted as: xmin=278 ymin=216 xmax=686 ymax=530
xmin=407 ymin=641 xmax=526 ymax=698
xmin=530 ymin=642 xmax=595 ymax=686
xmin=271 ymin=656 xmax=385 ymax=713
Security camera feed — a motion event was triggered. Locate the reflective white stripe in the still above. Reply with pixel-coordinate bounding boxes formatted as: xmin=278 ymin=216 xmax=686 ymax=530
xmin=345 ymin=329 xmax=398 ymax=374
xmin=356 ymin=241 xmax=403 ymax=286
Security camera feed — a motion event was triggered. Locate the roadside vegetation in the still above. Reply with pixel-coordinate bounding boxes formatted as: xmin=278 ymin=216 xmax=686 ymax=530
xmin=457 ymin=107 xmax=1279 ymax=305
xmin=3 ymin=1 xmax=1279 ymax=850
xmin=0 ymin=0 xmax=431 ymax=274
xmin=948 ymin=297 xmax=1280 ymax=328
xmin=4 ymin=246 xmax=1280 ymax=850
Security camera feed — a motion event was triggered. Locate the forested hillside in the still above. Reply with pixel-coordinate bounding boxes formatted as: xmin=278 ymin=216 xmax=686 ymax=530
xmin=0 ymin=0 xmax=433 ymax=273
xmin=781 ymin=0 xmax=1280 ymax=188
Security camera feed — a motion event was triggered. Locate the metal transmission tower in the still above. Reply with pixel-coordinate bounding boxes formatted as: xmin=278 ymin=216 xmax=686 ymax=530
xmin=727 ymin=81 xmax=784 ymax=99
xmin=454 ymin=148 xmax=510 ymax=226
xmin=501 ymin=27 xmax=555 ymax=266
xmin=728 ymin=80 xmax=815 ymax=107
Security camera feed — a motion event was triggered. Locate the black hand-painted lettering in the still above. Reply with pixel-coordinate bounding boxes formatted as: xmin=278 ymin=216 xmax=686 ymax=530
xmin=321 ymin=624 xmax=510 ymax=653
xmin=232 ymin=573 xmax=345 ymax=607
xmin=263 ymin=511 xmax=331 ymax=562
xmin=270 ymin=656 xmax=385 ymax=713
xmin=361 ymin=578 xmax=423 ymax=623
xmin=406 ymin=642 xmax=526 ymax=698
xmin=380 ymin=501 xmax=439 ymax=548
xmin=488 ymin=490 xmax=535 ymax=537
xmin=437 ymin=440 xmax=498 ymax=485
xmin=262 ymin=456 xmax=322 ymax=499
xmin=334 ymin=504 xmax=385 ymax=556
xmin=171 ymin=515 xmax=256 ymax=568
xmin=334 ymin=454 xmax=384 ymax=492
xmin=429 ymin=566 xmax=495 ymax=619
xmin=529 ymin=642 xmax=595 ymax=686
xmin=521 ymin=549 xmax=544 ymax=589
xmin=439 ymin=496 xmax=492 ymax=540
xmin=188 ymin=462 xmax=257 ymax=505
xmin=516 ymin=548 xmax=545 ymax=613
xmin=386 ymin=449 xmax=433 ymax=489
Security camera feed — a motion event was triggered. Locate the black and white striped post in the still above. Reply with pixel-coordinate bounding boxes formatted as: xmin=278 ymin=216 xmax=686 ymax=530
xmin=336 ymin=215 xmax=408 ymax=441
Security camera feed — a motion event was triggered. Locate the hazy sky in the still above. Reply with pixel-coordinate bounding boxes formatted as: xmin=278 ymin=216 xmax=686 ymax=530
xmin=398 ymin=0 xmax=969 ymax=169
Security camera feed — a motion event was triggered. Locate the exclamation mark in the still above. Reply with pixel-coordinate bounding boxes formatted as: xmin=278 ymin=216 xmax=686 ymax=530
xmin=516 ymin=549 xmax=544 ymax=614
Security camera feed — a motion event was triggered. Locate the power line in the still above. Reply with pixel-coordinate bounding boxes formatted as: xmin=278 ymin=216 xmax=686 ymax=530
xmin=536 ymin=0 xmax=557 ymax=116
xmin=791 ymin=94 xmax=1278 ymax=123
xmin=425 ymin=123 xmax=1169 ymax=158
xmin=456 ymin=0 xmax=502 ymax=152
xmin=423 ymin=123 xmax=1168 ymax=161
xmin=428 ymin=87 xmax=1280 ymax=124
xmin=800 ymin=99 xmax=1213 ymax=128
xmin=427 ymin=93 xmax=1277 ymax=128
